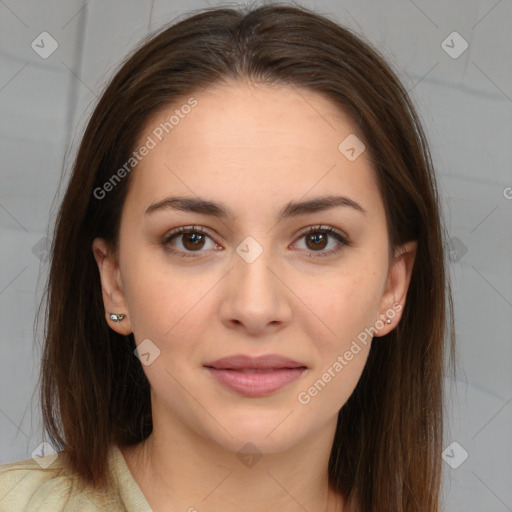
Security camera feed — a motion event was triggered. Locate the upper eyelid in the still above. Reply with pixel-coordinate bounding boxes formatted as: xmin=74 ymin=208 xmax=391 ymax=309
xmin=296 ymin=224 xmax=348 ymax=238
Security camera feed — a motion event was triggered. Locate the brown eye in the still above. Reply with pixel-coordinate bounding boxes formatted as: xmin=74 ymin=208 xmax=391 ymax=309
xmin=162 ymin=226 xmax=220 ymax=258
xmin=294 ymin=225 xmax=349 ymax=258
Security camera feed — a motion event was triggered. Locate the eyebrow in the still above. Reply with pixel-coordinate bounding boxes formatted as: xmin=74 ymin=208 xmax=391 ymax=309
xmin=145 ymin=194 xmax=366 ymax=221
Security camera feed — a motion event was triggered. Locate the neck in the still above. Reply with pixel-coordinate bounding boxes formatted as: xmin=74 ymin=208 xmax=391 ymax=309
xmin=121 ymin=411 xmax=345 ymax=512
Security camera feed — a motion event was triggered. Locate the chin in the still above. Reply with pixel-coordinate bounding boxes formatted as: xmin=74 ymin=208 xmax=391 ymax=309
xmin=200 ymin=414 xmax=309 ymax=455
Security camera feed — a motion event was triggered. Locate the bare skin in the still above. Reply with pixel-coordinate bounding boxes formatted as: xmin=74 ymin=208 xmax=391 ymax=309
xmin=93 ymin=80 xmax=416 ymax=512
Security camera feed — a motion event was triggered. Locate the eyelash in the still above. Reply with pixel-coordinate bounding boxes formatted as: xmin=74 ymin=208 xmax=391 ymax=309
xmin=161 ymin=225 xmax=350 ymax=259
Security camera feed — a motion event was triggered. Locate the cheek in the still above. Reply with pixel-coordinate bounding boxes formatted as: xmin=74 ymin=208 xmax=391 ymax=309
xmin=118 ymin=231 xmax=186 ymax=329
xmin=296 ymin=345 xmax=370 ymax=417
xmin=295 ymin=257 xmax=386 ymax=408
xmin=304 ymin=263 xmax=385 ymax=344
xmin=295 ymin=271 xmax=379 ymax=413
xmin=122 ymin=253 xmax=219 ymax=353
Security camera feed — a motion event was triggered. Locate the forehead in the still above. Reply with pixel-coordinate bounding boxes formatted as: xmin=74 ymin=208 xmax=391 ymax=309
xmin=125 ymin=81 xmax=380 ymax=218
xmin=145 ymin=81 xmax=358 ymax=151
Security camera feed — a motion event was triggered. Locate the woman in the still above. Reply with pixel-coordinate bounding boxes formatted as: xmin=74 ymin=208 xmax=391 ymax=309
xmin=0 ymin=4 xmax=455 ymax=511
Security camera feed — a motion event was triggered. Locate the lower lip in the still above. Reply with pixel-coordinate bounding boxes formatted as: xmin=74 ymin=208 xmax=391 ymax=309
xmin=204 ymin=367 xmax=306 ymax=397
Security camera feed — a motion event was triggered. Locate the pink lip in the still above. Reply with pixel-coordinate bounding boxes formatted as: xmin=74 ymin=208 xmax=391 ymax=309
xmin=204 ymin=367 xmax=306 ymax=397
xmin=203 ymin=354 xmax=308 ymax=397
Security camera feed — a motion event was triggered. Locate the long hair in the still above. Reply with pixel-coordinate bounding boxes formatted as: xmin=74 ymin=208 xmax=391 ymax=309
xmin=38 ymin=4 xmax=455 ymax=510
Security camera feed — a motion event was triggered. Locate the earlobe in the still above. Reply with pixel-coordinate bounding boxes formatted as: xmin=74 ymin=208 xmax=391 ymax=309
xmin=92 ymin=238 xmax=132 ymax=335
xmin=375 ymin=240 xmax=418 ymax=337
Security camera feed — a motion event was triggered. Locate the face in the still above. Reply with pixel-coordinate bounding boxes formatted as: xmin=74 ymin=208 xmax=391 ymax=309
xmin=93 ymin=81 xmax=416 ymax=455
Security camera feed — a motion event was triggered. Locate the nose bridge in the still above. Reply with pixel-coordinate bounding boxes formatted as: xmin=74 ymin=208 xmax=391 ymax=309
xmin=233 ymin=234 xmax=278 ymax=297
xmin=221 ymin=233 xmax=291 ymax=331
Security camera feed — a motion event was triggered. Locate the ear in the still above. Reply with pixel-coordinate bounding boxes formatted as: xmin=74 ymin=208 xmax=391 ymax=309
xmin=92 ymin=238 xmax=132 ymax=335
xmin=374 ymin=240 xmax=417 ymax=337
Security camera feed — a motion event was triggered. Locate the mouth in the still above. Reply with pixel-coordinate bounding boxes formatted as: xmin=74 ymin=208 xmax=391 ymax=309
xmin=203 ymin=354 xmax=308 ymax=397
xmin=206 ymin=367 xmax=299 ymax=373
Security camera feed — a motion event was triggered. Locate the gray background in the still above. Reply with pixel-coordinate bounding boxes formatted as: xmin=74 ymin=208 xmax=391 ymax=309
xmin=1 ymin=0 xmax=511 ymax=510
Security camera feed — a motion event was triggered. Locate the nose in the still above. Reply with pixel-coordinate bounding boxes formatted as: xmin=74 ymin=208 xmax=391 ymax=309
xmin=219 ymin=243 xmax=293 ymax=336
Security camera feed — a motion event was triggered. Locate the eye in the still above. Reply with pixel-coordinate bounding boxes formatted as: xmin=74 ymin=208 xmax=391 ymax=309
xmin=161 ymin=224 xmax=349 ymax=258
xmin=161 ymin=225 xmax=221 ymax=258
xmin=292 ymin=225 xmax=349 ymax=258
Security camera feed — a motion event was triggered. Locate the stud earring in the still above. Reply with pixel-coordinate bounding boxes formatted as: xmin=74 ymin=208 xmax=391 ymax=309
xmin=109 ymin=313 xmax=125 ymax=322
xmin=385 ymin=317 xmax=392 ymax=324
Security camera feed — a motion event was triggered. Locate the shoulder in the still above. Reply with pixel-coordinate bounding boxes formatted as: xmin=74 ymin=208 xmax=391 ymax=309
xmin=0 ymin=449 xmax=125 ymax=511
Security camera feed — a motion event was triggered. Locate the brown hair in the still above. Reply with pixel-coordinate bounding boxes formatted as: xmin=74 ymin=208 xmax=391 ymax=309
xmin=38 ymin=3 xmax=455 ymax=510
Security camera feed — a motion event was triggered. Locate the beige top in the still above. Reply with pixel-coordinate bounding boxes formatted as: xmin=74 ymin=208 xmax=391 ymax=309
xmin=0 ymin=444 xmax=152 ymax=511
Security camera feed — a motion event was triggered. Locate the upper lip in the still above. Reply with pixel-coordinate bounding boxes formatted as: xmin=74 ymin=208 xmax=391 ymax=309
xmin=204 ymin=354 xmax=307 ymax=370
